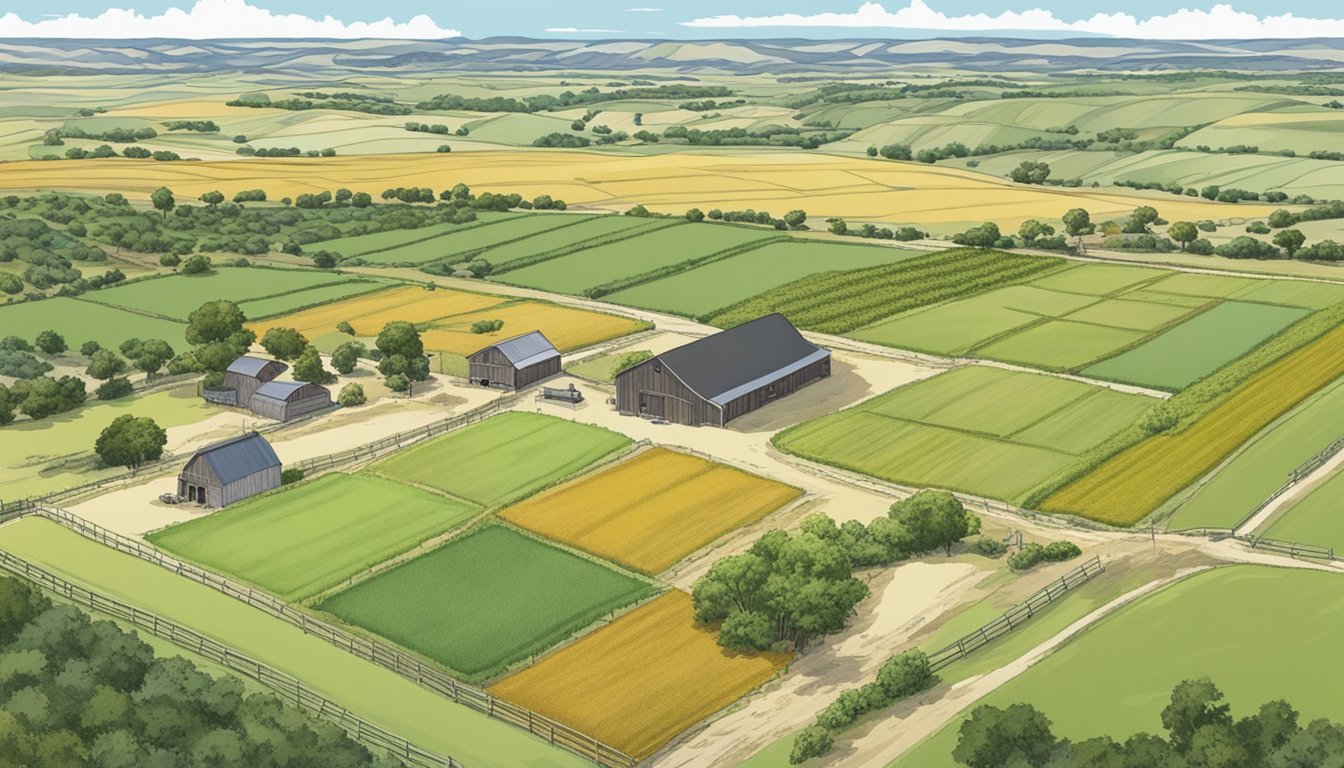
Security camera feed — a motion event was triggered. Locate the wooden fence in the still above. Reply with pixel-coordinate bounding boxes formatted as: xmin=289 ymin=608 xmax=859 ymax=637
xmin=11 ymin=505 xmax=635 ymax=768
xmin=1238 ymin=535 xmax=1335 ymax=561
xmin=1228 ymin=432 xmax=1344 ymax=534
xmin=927 ymin=555 xmax=1106 ymax=672
xmin=0 ymin=547 xmax=460 ymax=768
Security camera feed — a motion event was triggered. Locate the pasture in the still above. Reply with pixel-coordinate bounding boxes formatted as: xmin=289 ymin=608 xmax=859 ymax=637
xmin=500 ymin=448 xmax=801 ymax=574
xmin=314 ymin=213 xmax=517 ymax=257
xmin=479 ymin=215 xmax=664 ymax=268
xmin=1166 ymin=377 xmax=1344 ymax=531
xmin=358 ymin=214 xmax=577 ymax=265
xmin=0 ymin=295 xmax=189 ymax=349
xmin=488 ymin=591 xmax=791 ymax=761
xmin=605 ymin=240 xmax=916 ymax=318
xmin=316 ymin=526 xmax=655 ymax=679
xmin=370 ymin=412 xmax=631 ymax=508
xmin=774 ymin=366 xmax=1156 ymax=502
xmin=148 ymin=473 xmax=479 ymax=601
xmin=84 ymin=269 xmax=377 ymax=322
xmin=0 ymin=518 xmax=592 ymax=768
xmin=896 ymin=566 xmax=1344 ymax=767
xmin=1263 ymin=467 xmax=1344 ymax=552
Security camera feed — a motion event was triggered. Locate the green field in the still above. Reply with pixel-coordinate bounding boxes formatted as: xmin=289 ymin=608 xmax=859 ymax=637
xmin=497 ymin=222 xmax=776 ymax=295
xmin=774 ymin=366 xmax=1156 ymax=501
xmin=1165 ymin=376 xmax=1344 ymax=531
xmin=895 ymin=566 xmax=1344 ymax=767
xmin=605 ymin=240 xmax=915 ymax=318
xmin=0 ymin=518 xmax=592 ymax=768
xmin=147 ymin=473 xmax=480 ymax=601
xmin=359 ymin=215 xmax=578 ymax=265
xmin=481 ymin=216 xmax=665 ymax=267
xmin=318 ymin=526 xmax=656 ymax=679
xmin=563 ymin=350 xmax=640 ymax=383
xmin=369 ymin=412 xmax=631 ymax=507
xmin=237 ymin=280 xmax=387 ymax=319
xmin=1263 ymin=464 xmax=1344 ymax=552
xmin=0 ymin=295 xmax=190 ymax=349
xmin=84 ymin=269 xmax=368 ymax=321
xmin=314 ymin=213 xmax=517 ymax=257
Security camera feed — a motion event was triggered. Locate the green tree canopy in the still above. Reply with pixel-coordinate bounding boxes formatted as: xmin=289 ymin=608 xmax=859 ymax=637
xmin=95 ymin=414 xmax=167 ymax=470
xmin=259 ymin=327 xmax=308 ymax=361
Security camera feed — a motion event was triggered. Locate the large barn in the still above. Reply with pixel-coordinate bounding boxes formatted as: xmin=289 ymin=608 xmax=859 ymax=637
xmin=248 ymin=381 xmax=332 ymax=422
xmin=177 ymin=432 xmax=281 ymax=508
xmin=615 ymin=314 xmax=830 ymax=427
xmin=468 ymin=330 xmax=561 ymax=390
xmin=220 ymin=356 xmax=288 ymax=407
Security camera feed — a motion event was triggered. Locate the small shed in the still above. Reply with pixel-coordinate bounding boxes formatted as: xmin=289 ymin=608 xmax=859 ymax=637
xmin=178 ymin=432 xmax=281 ymax=508
xmin=248 ymin=380 xmax=332 ymax=422
xmin=468 ymin=330 xmax=561 ymax=390
xmin=221 ymin=356 xmax=288 ymax=407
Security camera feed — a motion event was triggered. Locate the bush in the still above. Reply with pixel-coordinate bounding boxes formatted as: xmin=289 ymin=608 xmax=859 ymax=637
xmin=1043 ymin=540 xmax=1083 ymax=561
xmin=470 ymin=318 xmax=505 ymax=334
xmin=338 ymin=382 xmax=367 ymax=407
xmin=159 ymin=253 xmax=181 ymax=267
xmin=385 ymin=372 xmax=410 ymax=392
xmin=281 ymin=468 xmax=305 ymax=485
xmin=790 ymin=726 xmax=834 ymax=765
xmin=34 ymin=330 xmax=67 ymax=355
xmin=1246 ymin=221 xmax=1271 ymax=234
xmin=1009 ymin=540 xmax=1082 ymax=571
xmin=974 ymin=537 xmax=1007 ymax=558
xmin=79 ymin=340 xmax=101 ymax=357
xmin=1214 ymin=236 xmax=1281 ymax=259
xmin=202 ymin=370 xmax=226 ymax=389
xmin=179 ymin=254 xmax=213 ymax=274
xmin=1197 ymin=220 xmax=1217 ymax=232
xmin=95 ymin=377 xmax=134 ymax=400
xmin=0 ymin=349 xmax=53 ymax=379
xmin=336 ymin=321 xmax=355 ymax=335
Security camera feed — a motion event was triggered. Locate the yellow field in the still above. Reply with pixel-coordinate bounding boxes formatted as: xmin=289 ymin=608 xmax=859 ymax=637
xmin=500 ymin=448 xmax=800 ymax=574
xmin=0 ymin=150 xmax=1273 ymax=228
xmin=1043 ymin=322 xmax=1344 ymax=525
xmin=487 ymin=591 xmax=790 ymax=760
xmin=246 ymin=283 xmax=644 ymax=354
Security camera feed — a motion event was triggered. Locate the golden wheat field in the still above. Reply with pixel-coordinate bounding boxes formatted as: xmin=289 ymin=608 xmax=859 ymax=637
xmin=500 ymin=447 xmax=801 ymax=574
xmin=0 ymin=151 xmax=1273 ymax=228
xmin=487 ymin=591 xmax=790 ymax=760
xmin=1043 ymin=322 xmax=1344 ymax=525
xmin=246 ymin=284 xmax=643 ymax=354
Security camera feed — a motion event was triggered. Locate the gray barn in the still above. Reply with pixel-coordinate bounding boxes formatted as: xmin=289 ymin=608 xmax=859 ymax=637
xmin=468 ymin=330 xmax=561 ymax=390
xmin=248 ymin=380 xmax=332 ymax=422
xmin=221 ymin=356 xmax=288 ymax=407
xmin=177 ymin=432 xmax=281 ymax=508
xmin=614 ymin=314 xmax=830 ymax=427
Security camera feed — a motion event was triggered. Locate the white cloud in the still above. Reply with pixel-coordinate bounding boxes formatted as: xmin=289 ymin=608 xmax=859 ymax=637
xmin=546 ymin=27 xmax=625 ymax=34
xmin=624 ymin=7 xmax=664 ymax=12
xmin=680 ymin=0 xmax=1344 ymax=39
xmin=0 ymin=0 xmax=460 ymax=39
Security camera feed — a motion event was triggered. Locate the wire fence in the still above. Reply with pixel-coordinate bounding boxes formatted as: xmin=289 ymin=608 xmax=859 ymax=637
xmin=927 ymin=555 xmax=1106 ymax=672
xmin=0 ymin=547 xmax=461 ymax=768
xmin=11 ymin=505 xmax=635 ymax=768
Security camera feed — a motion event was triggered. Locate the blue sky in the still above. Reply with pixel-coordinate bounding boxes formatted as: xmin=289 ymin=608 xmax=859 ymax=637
xmin=1 ymin=0 xmax=1342 ymax=40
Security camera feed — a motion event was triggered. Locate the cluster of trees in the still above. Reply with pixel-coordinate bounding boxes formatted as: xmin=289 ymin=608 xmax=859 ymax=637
xmin=684 ymin=207 xmax=807 ymax=231
xmin=954 ymin=678 xmax=1344 ymax=768
xmin=95 ymin=413 xmax=168 ymax=469
xmin=0 ymin=374 xmax=84 ymax=423
xmin=469 ymin=319 xmax=505 ymax=334
xmin=533 ymin=132 xmax=591 ymax=148
xmin=375 ymin=320 xmax=430 ymax=393
xmin=403 ymin=122 xmax=452 ymax=135
xmin=0 ymin=576 xmax=404 ymax=767
xmin=662 ymin=124 xmax=851 ymax=149
xmin=0 ymin=215 xmax=108 ymax=297
xmin=236 ymin=146 xmax=335 ymax=158
xmin=824 ymin=218 xmax=926 ymax=242
xmin=1007 ymin=540 xmax=1082 ymax=571
xmin=43 ymin=125 xmax=157 ymax=144
xmin=163 ymin=120 xmax=218 ymax=132
xmin=679 ymin=98 xmax=747 ymax=111
xmin=177 ymin=301 xmax=257 ymax=389
xmin=258 ymin=327 xmax=335 ymax=384
xmin=415 ymin=84 xmax=732 ymax=114
xmin=228 ymin=91 xmax=411 ymax=116
xmin=1009 ymin=160 xmax=1052 ymax=185
xmin=692 ymin=491 xmax=980 ymax=652
xmin=793 ymin=649 xmax=938 ymax=763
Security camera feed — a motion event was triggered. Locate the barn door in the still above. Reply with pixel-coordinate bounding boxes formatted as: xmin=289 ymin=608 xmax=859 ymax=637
xmin=642 ymin=394 xmax=665 ymax=418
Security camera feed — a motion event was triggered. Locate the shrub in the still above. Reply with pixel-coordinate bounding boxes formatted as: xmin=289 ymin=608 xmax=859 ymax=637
xmin=179 ymin=254 xmax=213 ymax=274
xmin=338 ymin=382 xmax=366 ymax=407
xmin=96 ymin=377 xmax=134 ymax=400
xmin=1245 ymin=221 xmax=1271 ymax=234
xmin=202 ymin=371 xmax=226 ymax=389
xmin=1009 ymin=540 xmax=1082 ymax=571
xmin=974 ymin=537 xmax=1007 ymax=558
xmin=385 ymin=372 xmax=410 ymax=392
xmin=790 ymin=726 xmax=834 ymax=765
xmin=1043 ymin=540 xmax=1083 ymax=561
xmin=79 ymin=340 xmax=101 ymax=357
xmin=1214 ymin=236 xmax=1280 ymax=259
xmin=0 ymin=350 xmax=53 ymax=379
xmin=281 ymin=468 xmax=305 ymax=485
xmin=331 ymin=341 xmax=366 ymax=374
xmin=470 ymin=318 xmax=505 ymax=334
xmin=34 ymin=330 xmax=67 ymax=355
xmin=336 ymin=321 xmax=355 ymax=335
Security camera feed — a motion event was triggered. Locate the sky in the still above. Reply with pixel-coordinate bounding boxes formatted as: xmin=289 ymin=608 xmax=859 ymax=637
xmin=2 ymin=0 xmax=1344 ymax=40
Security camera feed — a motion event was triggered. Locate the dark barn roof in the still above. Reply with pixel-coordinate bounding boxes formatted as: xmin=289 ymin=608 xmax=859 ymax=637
xmin=657 ymin=314 xmax=829 ymax=406
xmin=252 ymin=380 xmax=328 ymax=403
xmin=472 ymin=330 xmax=560 ymax=369
xmin=189 ymin=432 xmax=280 ymax=485
xmin=226 ymin=356 xmax=286 ymax=379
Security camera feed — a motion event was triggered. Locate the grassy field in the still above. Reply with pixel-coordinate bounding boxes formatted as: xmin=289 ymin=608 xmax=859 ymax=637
xmin=84 ymin=269 xmax=375 ymax=321
xmin=317 ymin=525 xmax=655 ymax=679
xmin=0 ymin=295 xmax=189 ymax=349
xmin=0 ymin=518 xmax=593 ymax=768
xmin=894 ymin=566 xmax=1344 ymax=767
xmin=1082 ymin=302 xmax=1307 ymax=390
xmin=236 ymin=280 xmax=388 ymax=319
xmin=1043 ymin=321 xmax=1344 ymax=525
xmin=370 ymin=412 xmax=631 ymax=508
xmin=562 ymin=349 xmax=644 ymax=383
xmin=480 ymin=216 xmax=664 ymax=268
xmin=1263 ymin=466 xmax=1344 ymax=552
xmin=0 ymin=384 xmax=223 ymax=501
xmin=147 ymin=473 xmax=480 ymax=601
xmin=497 ymin=222 xmax=776 ymax=295
xmin=314 ymin=213 xmax=517 ymax=257
xmin=1166 ymin=376 xmax=1344 ymax=531
xmin=606 ymin=240 xmax=916 ymax=318
xmin=359 ymin=215 xmax=577 ymax=265
xmin=775 ymin=366 xmax=1156 ymax=502
xmin=500 ymin=448 xmax=801 ymax=574
xmin=488 ymin=591 xmax=791 ymax=761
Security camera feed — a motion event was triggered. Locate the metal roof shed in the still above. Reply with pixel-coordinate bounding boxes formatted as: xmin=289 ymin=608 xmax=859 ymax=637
xmin=177 ymin=432 xmax=282 ymax=508
xmin=468 ymin=330 xmax=562 ymax=390
xmin=248 ymin=380 xmax=332 ymax=422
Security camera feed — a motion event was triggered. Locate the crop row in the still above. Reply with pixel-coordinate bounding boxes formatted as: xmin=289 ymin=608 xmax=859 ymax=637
xmin=489 ymin=219 xmax=680 ymax=274
xmin=709 ymin=249 xmax=1065 ymax=333
xmin=583 ymin=236 xmax=786 ymax=300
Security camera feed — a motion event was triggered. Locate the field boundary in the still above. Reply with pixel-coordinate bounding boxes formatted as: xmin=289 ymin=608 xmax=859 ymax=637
xmin=1238 ymin=535 xmax=1336 ymax=561
xmin=491 ymin=218 xmax=680 ymax=274
xmin=11 ymin=505 xmax=636 ymax=768
xmin=583 ymin=235 xmax=787 ymax=299
xmin=0 ymin=546 xmax=462 ymax=768
xmin=424 ymin=213 xmax=600 ymax=268
xmin=926 ymin=555 xmax=1106 ymax=671
xmin=1231 ymin=433 xmax=1344 ymax=534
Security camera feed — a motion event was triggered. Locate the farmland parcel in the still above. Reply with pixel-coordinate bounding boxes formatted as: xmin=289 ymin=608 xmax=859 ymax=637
xmin=1263 ymin=465 xmax=1344 ymax=552
xmin=370 ymin=412 xmax=631 ymax=508
xmin=148 ymin=473 xmax=479 ymax=601
xmin=85 ymin=269 xmax=380 ymax=321
xmin=488 ymin=591 xmax=791 ymax=760
xmin=317 ymin=525 xmax=655 ymax=679
xmin=500 ymin=447 xmax=801 ymax=574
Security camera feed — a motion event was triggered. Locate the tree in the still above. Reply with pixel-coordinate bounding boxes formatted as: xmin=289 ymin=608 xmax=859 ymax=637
xmin=0 ymin=273 xmax=21 ymax=295
xmin=875 ymin=649 xmax=936 ymax=699
xmin=878 ymin=143 xmax=912 ymax=160
xmin=186 ymin=301 xmax=248 ymax=346
xmin=953 ymin=703 xmax=1058 ymax=768
xmin=1163 ymin=678 xmax=1233 ymax=753
xmin=86 ymin=348 xmax=127 ymax=382
xmin=351 ymin=191 xmax=372 ymax=208
xmin=611 ymin=350 xmax=653 ymax=379
xmin=95 ymin=415 xmax=167 ymax=470
xmin=330 ymin=341 xmax=366 ymax=374
xmin=80 ymin=340 xmax=101 ymax=357
xmin=375 ymin=321 xmax=429 ymax=382
xmin=0 ymin=383 xmax=13 ymax=426
xmin=790 ymin=726 xmax=834 ymax=765
xmin=889 ymin=490 xmax=975 ymax=555
xmin=120 ymin=338 xmax=175 ymax=379
xmin=827 ymin=217 xmax=848 ymax=235
xmin=685 ymin=208 xmax=705 ymax=222
xmin=783 ymin=210 xmax=808 ymax=230
xmin=260 ymin=327 xmax=308 ymax=361
xmin=1062 ymin=208 xmax=1095 ymax=237
xmin=1009 ymin=160 xmax=1051 ymax=185
xmin=1017 ymin=220 xmax=1055 ymax=243
xmin=1169 ymin=221 xmax=1199 ymax=251
xmin=312 ymin=251 xmax=337 ymax=269
xmin=1274 ymin=229 xmax=1306 ymax=258
xmin=198 ymin=191 xmax=225 ymax=207
xmin=952 ymin=222 xmax=1001 ymax=248
xmin=291 ymin=345 xmax=336 ymax=384
xmin=179 ymin=254 xmax=212 ymax=275
xmin=150 ymin=187 xmax=175 ymax=219
xmin=338 ymin=383 xmax=366 ymax=407
xmin=35 ymin=330 xmax=67 ymax=356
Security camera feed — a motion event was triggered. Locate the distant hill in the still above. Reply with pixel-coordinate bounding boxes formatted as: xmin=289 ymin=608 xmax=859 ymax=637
xmin=2 ymin=37 xmax=1344 ymax=75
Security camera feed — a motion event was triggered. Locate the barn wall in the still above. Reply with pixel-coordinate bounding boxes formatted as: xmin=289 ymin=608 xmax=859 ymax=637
xmin=250 ymin=392 xmax=331 ymax=422
xmin=614 ymin=358 xmax=716 ymax=426
xmin=516 ymin=355 xmax=562 ymax=389
xmin=177 ymin=455 xmax=221 ymax=504
xmin=220 ymin=466 xmax=282 ymax=507
xmin=222 ymin=372 xmax=263 ymax=407
xmin=468 ymin=347 xmax=517 ymax=389
xmin=720 ymin=355 xmax=831 ymax=425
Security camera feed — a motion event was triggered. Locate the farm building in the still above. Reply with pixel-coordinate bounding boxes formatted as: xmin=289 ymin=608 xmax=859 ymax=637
xmin=177 ymin=432 xmax=281 ymax=508
xmin=248 ymin=380 xmax=333 ymax=422
xmin=615 ymin=314 xmax=830 ymax=427
xmin=216 ymin=355 xmax=288 ymax=407
xmin=468 ymin=330 xmax=561 ymax=390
